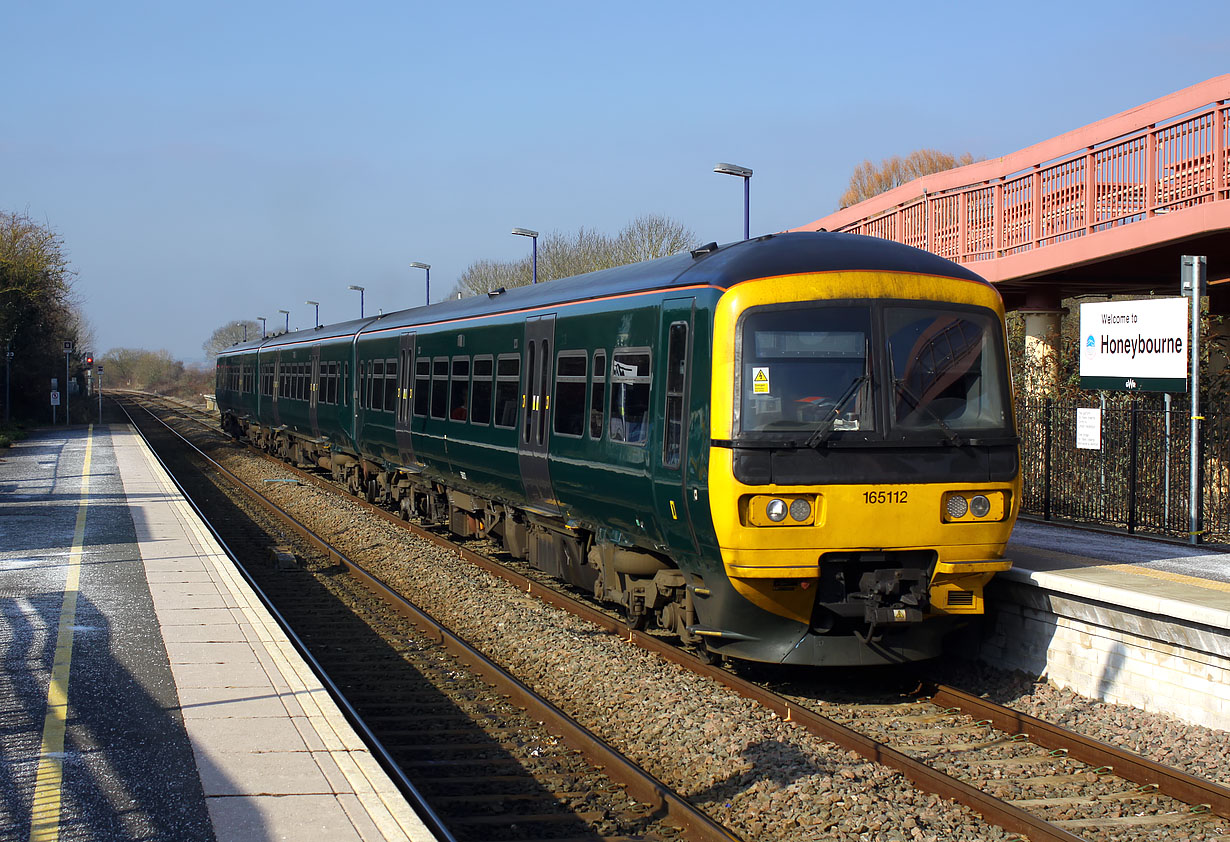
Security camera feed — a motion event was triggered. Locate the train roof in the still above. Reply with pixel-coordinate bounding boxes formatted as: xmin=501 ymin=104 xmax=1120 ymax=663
xmin=218 ymin=231 xmax=989 ymax=357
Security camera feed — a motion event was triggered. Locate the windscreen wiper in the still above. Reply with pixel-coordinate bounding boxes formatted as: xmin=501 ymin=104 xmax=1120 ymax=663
xmin=892 ymin=378 xmax=966 ymax=446
xmin=804 ymin=375 xmax=868 ymax=449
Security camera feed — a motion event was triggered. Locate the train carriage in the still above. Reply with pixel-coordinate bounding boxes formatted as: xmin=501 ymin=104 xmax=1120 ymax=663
xmin=217 ymin=231 xmax=1020 ymax=666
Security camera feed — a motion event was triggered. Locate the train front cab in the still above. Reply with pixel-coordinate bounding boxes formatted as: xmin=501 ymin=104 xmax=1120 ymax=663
xmin=698 ymin=270 xmax=1021 ymax=665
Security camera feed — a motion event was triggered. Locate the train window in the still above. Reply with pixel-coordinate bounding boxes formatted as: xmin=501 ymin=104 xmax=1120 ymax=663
xmin=470 ymin=356 xmax=493 ymax=426
xmin=344 ymin=362 xmax=350 ymax=406
xmin=430 ymin=357 xmax=449 ymax=419
xmin=609 ymin=350 xmax=651 ymax=444
xmin=553 ymin=351 xmax=586 ymax=437
xmin=494 ymin=354 xmax=521 ymax=429
xmin=533 ymin=339 xmax=548 ymax=447
xmin=327 ymin=361 xmax=339 ymax=404
xmin=590 ymin=351 xmax=606 ymax=438
xmin=523 ymin=342 xmax=536 ymax=442
xmin=371 ymin=360 xmax=385 ymax=411
xmin=663 ymin=322 xmax=688 ymax=468
xmin=261 ymin=364 xmax=272 ymax=397
xmin=384 ymin=358 xmax=397 ymax=413
xmin=450 ymin=357 xmax=470 ymax=422
xmin=739 ymin=305 xmax=873 ymax=435
xmin=885 ymin=306 xmax=1008 ymax=432
xmin=413 ymin=358 xmax=430 ymax=416
xmin=363 ymin=360 xmax=373 ymax=409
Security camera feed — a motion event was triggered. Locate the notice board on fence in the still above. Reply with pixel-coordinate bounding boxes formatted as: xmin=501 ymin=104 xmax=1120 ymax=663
xmin=1078 ymin=298 xmax=1189 ymax=392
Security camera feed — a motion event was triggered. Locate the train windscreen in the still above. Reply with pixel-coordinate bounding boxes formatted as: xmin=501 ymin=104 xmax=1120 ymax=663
xmin=738 ymin=302 xmax=1010 ymax=441
xmin=739 ymin=305 xmax=874 ymax=434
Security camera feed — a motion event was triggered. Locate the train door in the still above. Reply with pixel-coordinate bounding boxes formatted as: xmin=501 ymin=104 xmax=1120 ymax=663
xmin=519 ymin=315 xmax=558 ymax=512
xmin=395 ymin=331 xmax=417 ymax=465
xmin=309 ymin=344 xmax=321 ymax=436
xmin=653 ymin=298 xmax=699 ymax=554
xmin=271 ymin=353 xmax=282 ymax=427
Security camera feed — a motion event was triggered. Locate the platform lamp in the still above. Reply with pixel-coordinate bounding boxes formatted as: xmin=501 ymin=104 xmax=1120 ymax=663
xmin=511 ymin=228 xmax=539 ymax=284
xmin=279 ymin=309 xmax=290 ymax=333
xmin=713 ymin=162 xmax=753 ymax=241
xmin=257 ymin=316 xmax=266 ymax=339
xmin=306 ymin=300 xmax=320 ymax=328
xmin=410 ymin=262 xmax=431 ymax=305
xmin=348 ymin=284 xmax=365 ymax=318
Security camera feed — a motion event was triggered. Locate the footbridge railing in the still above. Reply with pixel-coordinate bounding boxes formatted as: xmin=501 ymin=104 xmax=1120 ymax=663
xmin=794 ymin=76 xmax=1230 ymax=269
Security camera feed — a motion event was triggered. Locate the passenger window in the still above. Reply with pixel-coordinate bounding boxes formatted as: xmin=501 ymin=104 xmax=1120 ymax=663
xmin=430 ymin=357 xmax=449 ymax=419
xmin=494 ymin=354 xmax=521 ymax=429
xmin=414 ymin=358 xmax=430 ymax=416
xmin=470 ymin=356 xmax=493 ymax=425
xmin=553 ymin=351 xmax=586 ymax=437
xmin=609 ymin=350 xmax=651 ymax=444
xmin=590 ymin=351 xmax=606 ymax=438
xmin=450 ymin=357 xmax=470 ymax=421
xmin=663 ymin=322 xmax=688 ymax=468
xmin=384 ymin=358 xmax=397 ymax=413
xmin=372 ymin=360 xmax=385 ymax=411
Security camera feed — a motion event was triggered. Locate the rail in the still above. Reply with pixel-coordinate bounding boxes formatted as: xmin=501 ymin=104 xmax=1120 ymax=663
xmin=794 ymin=76 xmax=1230 ymax=279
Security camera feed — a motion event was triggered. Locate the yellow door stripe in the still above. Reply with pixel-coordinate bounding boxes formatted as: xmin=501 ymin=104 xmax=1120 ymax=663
xmin=29 ymin=426 xmax=92 ymax=842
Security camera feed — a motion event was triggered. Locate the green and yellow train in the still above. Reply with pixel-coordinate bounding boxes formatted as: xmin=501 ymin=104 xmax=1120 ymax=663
xmin=216 ymin=231 xmax=1020 ymax=665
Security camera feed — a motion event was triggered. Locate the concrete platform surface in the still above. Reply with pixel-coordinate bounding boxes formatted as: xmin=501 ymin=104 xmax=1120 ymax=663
xmin=987 ymin=519 xmax=1230 ymax=729
xmin=1008 ymin=519 xmax=1230 ymax=628
xmin=0 ymin=425 xmax=437 ymax=842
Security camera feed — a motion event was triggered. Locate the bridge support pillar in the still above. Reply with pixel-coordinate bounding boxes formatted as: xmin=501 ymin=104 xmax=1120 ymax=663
xmin=1017 ymin=289 xmax=1065 ymax=396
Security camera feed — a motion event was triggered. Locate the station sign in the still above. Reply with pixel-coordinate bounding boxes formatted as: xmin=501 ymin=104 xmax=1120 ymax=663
xmin=1078 ymin=298 xmax=1188 ymax=392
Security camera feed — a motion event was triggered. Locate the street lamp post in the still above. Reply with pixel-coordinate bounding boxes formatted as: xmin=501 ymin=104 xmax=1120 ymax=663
xmin=714 ymin=162 xmax=753 ymax=241
xmin=306 ymin=300 xmax=320 ymax=328
xmin=257 ymin=317 xmax=266 ymax=339
xmin=348 ymin=285 xmax=365 ymax=318
xmin=511 ymin=228 xmax=539 ymax=284
xmin=279 ymin=309 xmax=290 ymax=333
xmin=410 ymin=262 xmax=431 ymax=305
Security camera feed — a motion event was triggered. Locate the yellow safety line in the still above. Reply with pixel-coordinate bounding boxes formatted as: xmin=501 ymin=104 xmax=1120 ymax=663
xmin=28 ymin=426 xmax=92 ymax=842
xmin=1107 ymin=562 xmax=1230 ymax=595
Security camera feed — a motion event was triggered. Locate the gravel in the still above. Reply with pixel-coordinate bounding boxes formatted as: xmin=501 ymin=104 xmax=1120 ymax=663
xmin=190 ymin=419 xmax=1229 ymax=842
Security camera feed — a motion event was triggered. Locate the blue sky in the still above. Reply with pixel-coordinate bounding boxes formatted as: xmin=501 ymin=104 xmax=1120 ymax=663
xmin=5 ymin=0 xmax=1228 ymax=363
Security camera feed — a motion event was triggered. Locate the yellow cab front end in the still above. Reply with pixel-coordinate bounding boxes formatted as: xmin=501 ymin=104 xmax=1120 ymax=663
xmin=698 ymin=269 xmax=1020 ymax=665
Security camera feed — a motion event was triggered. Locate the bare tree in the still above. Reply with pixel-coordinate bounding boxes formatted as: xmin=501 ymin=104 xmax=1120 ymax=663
xmin=838 ymin=149 xmax=979 ymax=209
xmin=451 ymin=213 xmax=696 ymax=298
xmin=203 ymin=319 xmax=261 ymax=359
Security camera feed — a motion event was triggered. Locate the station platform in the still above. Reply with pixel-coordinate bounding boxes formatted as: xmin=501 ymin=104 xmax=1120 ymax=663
xmin=0 ymin=425 xmax=436 ymax=841
xmin=983 ymin=519 xmax=1230 ymax=731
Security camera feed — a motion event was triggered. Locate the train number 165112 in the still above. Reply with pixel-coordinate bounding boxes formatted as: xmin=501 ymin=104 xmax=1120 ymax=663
xmin=863 ymin=490 xmax=908 ymax=504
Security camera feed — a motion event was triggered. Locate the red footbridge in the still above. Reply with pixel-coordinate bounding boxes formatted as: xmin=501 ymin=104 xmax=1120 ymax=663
xmin=793 ymin=75 xmax=1230 ymax=314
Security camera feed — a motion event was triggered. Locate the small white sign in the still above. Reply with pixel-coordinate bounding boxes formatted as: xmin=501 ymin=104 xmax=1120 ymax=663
xmin=752 ymin=366 xmax=770 ymax=394
xmin=1076 ymin=407 xmax=1102 ymax=450
xmin=50 ymin=391 xmax=61 ymax=407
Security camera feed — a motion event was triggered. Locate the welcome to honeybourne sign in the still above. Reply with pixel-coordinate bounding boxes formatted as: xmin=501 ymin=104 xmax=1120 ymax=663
xmin=1078 ymin=298 xmax=1189 ymax=392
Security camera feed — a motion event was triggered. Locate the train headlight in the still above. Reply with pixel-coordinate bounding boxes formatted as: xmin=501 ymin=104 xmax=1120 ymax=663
xmin=946 ymin=495 xmax=969 ymax=519
xmin=744 ymin=494 xmax=818 ymax=526
xmin=943 ymin=491 xmax=1008 ymax=522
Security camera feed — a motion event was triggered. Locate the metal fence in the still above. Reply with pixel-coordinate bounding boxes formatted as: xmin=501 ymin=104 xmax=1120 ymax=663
xmin=1018 ymin=398 xmax=1230 ymax=544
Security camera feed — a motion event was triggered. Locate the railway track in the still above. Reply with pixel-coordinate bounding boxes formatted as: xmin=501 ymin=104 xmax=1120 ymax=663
xmin=121 ymin=392 xmax=1230 ymax=842
xmin=114 ymin=394 xmax=738 ymax=842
